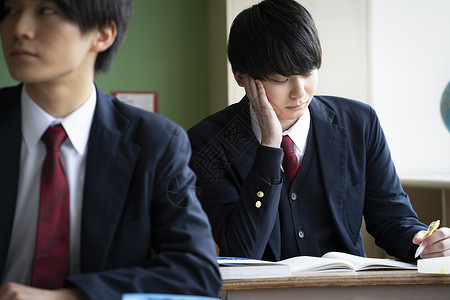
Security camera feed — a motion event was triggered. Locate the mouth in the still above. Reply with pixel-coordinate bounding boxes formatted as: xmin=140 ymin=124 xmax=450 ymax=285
xmin=10 ymin=49 xmax=37 ymax=58
xmin=286 ymin=102 xmax=308 ymax=111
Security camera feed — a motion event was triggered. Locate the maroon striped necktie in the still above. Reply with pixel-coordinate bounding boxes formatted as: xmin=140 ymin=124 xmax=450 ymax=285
xmin=31 ymin=125 xmax=70 ymax=289
xmin=281 ymin=135 xmax=299 ymax=183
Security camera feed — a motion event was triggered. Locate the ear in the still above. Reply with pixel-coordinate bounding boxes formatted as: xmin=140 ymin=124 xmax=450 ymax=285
xmin=233 ymin=72 xmax=246 ymax=87
xmin=91 ymin=22 xmax=117 ymax=53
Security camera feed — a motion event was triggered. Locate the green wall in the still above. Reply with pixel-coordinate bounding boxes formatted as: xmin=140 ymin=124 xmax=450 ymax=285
xmin=0 ymin=43 xmax=15 ymax=87
xmin=0 ymin=0 xmax=208 ymax=130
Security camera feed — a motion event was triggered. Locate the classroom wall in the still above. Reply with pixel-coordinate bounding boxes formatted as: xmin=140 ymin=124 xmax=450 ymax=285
xmin=0 ymin=43 xmax=15 ymax=87
xmin=370 ymin=0 xmax=450 ymax=177
xmin=0 ymin=0 xmax=208 ymax=130
xmin=207 ymin=0 xmax=228 ymax=114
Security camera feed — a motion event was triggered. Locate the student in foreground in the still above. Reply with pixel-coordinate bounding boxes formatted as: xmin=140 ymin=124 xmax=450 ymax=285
xmin=188 ymin=0 xmax=450 ymax=263
xmin=0 ymin=0 xmax=221 ymax=299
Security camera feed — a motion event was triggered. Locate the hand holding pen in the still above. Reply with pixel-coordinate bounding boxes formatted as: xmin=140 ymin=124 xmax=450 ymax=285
xmin=415 ymin=220 xmax=440 ymax=258
xmin=412 ymin=219 xmax=450 ymax=258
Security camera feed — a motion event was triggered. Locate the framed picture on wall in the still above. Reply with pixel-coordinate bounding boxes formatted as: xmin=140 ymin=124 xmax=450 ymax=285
xmin=111 ymin=91 xmax=158 ymax=113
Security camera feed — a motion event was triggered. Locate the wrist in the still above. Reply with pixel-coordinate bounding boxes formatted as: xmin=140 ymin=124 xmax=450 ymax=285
xmin=260 ymin=135 xmax=282 ymax=148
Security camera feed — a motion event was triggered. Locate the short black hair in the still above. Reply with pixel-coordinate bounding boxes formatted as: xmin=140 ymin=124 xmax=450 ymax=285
xmin=227 ymin=0 xmax=321 ymax=80
xmin=0 ymin=0 xmax=133 ymax=73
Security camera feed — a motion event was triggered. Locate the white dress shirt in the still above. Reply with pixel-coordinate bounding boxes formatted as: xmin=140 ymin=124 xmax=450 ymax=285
xmin=2 ymin=84 xmax=96 ymax=285
xmin=249 ymin=99 xmax=311 ymax=166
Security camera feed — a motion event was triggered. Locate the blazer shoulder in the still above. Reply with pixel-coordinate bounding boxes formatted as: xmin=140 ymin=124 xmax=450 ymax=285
xmin=0 ymin=84 xmax=22 ymax=103
xmin=99 ymin=90 xmax=181 ymax=135
xmin=94 ymin=89 xmax=188 ymax=156
xmin=188 ymin=97 xmax=250 ymax=139
xmin=312 ymin=95 xmax=377 ymax=125
xmin=313 ymin=95 xmax=373 ymax=113
xmin=0 ymin=84 xmax=21 ymax=94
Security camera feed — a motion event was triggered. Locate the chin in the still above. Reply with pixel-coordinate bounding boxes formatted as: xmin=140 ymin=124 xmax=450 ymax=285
xmin=8 ymin=69 xmax=36 ymax=83
xmin=10 ymin=72 xmax=52 ymax=85
xmin=291 ymin=110 xmax=306 ymax=120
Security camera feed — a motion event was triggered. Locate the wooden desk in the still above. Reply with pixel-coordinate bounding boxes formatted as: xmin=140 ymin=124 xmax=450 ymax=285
xmin=220 ymin=270 xmax=450 ymax=299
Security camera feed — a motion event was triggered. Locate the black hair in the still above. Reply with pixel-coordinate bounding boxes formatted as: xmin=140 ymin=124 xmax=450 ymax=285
xmin=0 ymin=0 xmax=133 ymax=73
xmin=227 ymin=0 xmax=322 ymax=80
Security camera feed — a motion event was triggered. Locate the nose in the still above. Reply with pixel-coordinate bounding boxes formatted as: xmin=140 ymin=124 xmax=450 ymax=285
xmin=13 ymin=11 xmax=35 ymax=40
xmin=289 ymin=76 xmax=306 ymax=100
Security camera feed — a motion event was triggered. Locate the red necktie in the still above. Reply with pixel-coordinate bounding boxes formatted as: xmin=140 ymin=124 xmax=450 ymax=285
xmin=281 ymin=135 xmax=299 ymax=183
xmin=31 ymin=125 xmax=70 ymax=289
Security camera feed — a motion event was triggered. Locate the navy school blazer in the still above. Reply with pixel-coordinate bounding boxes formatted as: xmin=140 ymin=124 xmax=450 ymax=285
xmin=0 ymin=84 xmax=221 ymax=299
xmin=188 ymin=95 xmax=427 ymax=262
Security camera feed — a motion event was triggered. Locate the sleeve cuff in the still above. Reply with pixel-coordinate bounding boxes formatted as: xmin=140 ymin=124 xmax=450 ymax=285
xmin=252 ymin=145 xmax=283 ymax=180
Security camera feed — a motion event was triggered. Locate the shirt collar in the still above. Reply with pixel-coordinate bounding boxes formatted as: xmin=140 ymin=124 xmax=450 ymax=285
xmin=21 ymin=84 xmax=97 ymax=154
xmin=249 ymin=99 xmax=311 ymax=153
xmin=282 ymin=107 xmax=310 ymax=154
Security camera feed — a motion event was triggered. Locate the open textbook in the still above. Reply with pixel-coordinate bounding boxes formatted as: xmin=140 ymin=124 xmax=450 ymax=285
xmin=218 ymin=252 xmax=417 ymax=280
xmin=284 ymin=252 xmax=417 ymax=274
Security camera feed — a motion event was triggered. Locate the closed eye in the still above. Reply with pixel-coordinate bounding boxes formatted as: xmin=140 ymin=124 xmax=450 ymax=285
xmin=269 ymin=77 xmax=288 ymax=84
xmin=273 ymin=79 xmax=288 ymax=84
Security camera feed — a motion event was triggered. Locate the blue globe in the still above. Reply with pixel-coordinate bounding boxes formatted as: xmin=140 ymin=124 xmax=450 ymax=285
xmin=442 ymin=81 xmax=450 ymax=133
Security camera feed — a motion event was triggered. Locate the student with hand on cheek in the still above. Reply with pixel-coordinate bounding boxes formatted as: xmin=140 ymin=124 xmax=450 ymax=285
xmin=188 ymin=0 xmax=450 ymax=264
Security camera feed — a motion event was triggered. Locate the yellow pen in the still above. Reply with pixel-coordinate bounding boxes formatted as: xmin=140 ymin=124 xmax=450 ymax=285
xmin=415 ymin=220 xmax=440 ymax=258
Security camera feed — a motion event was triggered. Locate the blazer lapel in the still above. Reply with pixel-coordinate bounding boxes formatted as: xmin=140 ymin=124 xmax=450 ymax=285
xmin=80 ymin=88 xmax=140 ymax=273
xmin=0 ymin=85 xmax=22 ymax=277
xmin=309 ymin=98 xmax=350 ymax=242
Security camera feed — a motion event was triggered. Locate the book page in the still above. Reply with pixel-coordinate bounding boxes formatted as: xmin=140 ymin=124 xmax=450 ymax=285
xmin=322 ymin=252 xmax=417 ymax=270
xmin=280 ymin=256 xmax=356 ymax=273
